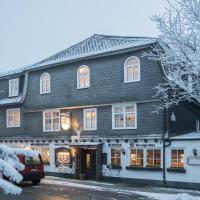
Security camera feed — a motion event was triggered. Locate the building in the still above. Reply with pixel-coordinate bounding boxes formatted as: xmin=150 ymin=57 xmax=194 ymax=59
xmin=0 ymin=34 xmax=200 ymax=189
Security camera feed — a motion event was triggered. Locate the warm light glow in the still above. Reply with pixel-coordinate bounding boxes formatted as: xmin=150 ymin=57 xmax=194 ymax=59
xmin=71 ymin=148 xmax=76 ymax=157
xmin=61 ymin=112 xmax=71 ymax=130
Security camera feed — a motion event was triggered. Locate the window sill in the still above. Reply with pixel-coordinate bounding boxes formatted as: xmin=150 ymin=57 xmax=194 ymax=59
xmin=77 ymin=86 xmax=90 ymax=90
xmin=126 ymin=166 xmax=162 ymax=171
xmin=40 ymin=92 xmax=50 ymax=95
xmin=167 ymin=168 xmax=186 ymax=173
xmin=111 ymin=165 xmax=122 ymax=170
xmin=124 ymin=80 xmax=140 ymax=84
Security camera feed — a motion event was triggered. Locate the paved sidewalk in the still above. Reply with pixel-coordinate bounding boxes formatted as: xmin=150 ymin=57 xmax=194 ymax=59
xmin=43 ymin=176 xmax=200 ymax=199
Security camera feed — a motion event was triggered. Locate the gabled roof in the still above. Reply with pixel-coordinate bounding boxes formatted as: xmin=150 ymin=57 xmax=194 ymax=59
xmin=0 ymin=34 xmax=156 ymax=77
xmin=34 ymin=34 xmax=156 ymax=68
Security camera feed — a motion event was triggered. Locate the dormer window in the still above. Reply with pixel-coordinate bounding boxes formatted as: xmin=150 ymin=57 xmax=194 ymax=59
xmin=124 ymin=56 xmax=140 ymax=83
xmin=40 ymin=73 xmax=50 ymax=94
xmin=9 ymin=78 xmax=19 ymax=97
xmin=77 ymin=65 xmax=90 ymax=89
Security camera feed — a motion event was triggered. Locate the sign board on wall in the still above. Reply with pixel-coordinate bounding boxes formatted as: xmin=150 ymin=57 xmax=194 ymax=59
xmin=188 ymin=156 xmax=200 ymax=165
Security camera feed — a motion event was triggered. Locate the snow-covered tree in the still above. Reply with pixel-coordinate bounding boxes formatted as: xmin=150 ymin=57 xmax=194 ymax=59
xmin=149 ymin=0 xmax=200 ymax=110
xmin=0 ymin=144 xmax=38 ymax=195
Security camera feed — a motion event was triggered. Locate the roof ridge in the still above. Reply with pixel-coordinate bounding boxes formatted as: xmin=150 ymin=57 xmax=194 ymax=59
xmin=93 ymin=33 xmax=156 ymax=40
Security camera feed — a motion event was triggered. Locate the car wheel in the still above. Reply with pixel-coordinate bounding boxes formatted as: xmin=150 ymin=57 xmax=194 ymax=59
xmin=32 ymin=179 xmax=41 ymax=185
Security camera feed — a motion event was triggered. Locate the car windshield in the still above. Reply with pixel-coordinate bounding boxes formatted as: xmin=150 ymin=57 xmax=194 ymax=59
xmin=25 ymin=156 xmax=41 ymax=165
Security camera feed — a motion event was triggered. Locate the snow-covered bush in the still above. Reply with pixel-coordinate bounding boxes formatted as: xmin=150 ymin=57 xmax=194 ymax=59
xmin=148 ymin=0 xmax=200 ymax=111
xmin=0 ymin=144 xmax=38 ymax=195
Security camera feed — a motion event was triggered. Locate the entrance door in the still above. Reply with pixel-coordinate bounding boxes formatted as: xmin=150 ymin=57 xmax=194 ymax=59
xmin=81 ymin=149 xmax=96 ymax=179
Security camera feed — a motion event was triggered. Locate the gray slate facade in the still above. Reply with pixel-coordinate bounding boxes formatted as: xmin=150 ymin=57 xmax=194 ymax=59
xmin=0 ymin=34 xmax=199 ymax=140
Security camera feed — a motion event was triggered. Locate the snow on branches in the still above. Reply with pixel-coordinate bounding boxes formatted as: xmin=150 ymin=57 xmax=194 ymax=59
xmin=148 ymin=0 xmax=200 ymax=110
xmin=0 ymin=144 xmax=38 ymax=195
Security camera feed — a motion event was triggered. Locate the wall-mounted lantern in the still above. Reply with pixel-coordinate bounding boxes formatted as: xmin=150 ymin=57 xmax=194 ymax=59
xmin=61 ymin=112 xmax=72 ymax=131
xmin=171 ymin=112 xmax=176 ymax=122
xmin=193 ymin=148 xmax=198 ymax=157
xmin=122 ymin=149 xmax=126 ymax=155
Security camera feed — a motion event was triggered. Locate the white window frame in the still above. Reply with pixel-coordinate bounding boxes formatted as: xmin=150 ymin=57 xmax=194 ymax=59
xmin=146 ymin=148 xmax=162 ymax=168
xmin=111 ymin=148 xmax=121 ymax=167
xmin=43 ymin=109 xmax=60 ymax=132
xmin=83 ymin=108 xmax=97 ymax=130
xmin=77 ymin=65 xmax=90 ymax=89
xmin=170 ymin=148 xmax=185 ymax=168
xmin=6 ymin=108 xmax=21 ymax=128
xmin=40 ymin=72 xmax=51 ymax=94
xmin=124 ymin=56 xmax=141 ymax=83
xmin=9 ymin=78 xmax=19 ymax=97
xmin=130 ymin=148 xmax=144 ymax=167
xmin=112 ymin=103 xmax=137 ymax=129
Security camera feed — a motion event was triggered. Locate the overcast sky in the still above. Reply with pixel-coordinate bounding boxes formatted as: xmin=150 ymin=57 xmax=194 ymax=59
xmin=0 ymin=0 xmax=169 ymax=72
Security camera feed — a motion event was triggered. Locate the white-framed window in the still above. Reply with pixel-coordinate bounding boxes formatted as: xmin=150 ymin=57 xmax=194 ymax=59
xmin=146 ymin=149 xmax=161 ymax=168
xmin=40 ymin=73 xmax=50 ymax=94
xmin=9 ymin=78 xmax=19 ymax=97
xmin=111 ymin=148 xmax=121 ymax=167
xmin=83 ymin=108 xmax=97 ymax=130
xmin=112 ymin=103 xmax=137 ymax=129
xmin=77 ymin=65 xmax=90 ymax=89
xmin=43 ymin=110 xmax=60 ymax=132
xmin=171 ymin=149 xmax=184 ymax=168
xmin=124 ymin=56 xmax=140 ymax=83
xmin=6 ymin=108 xmax=20 ymax=128
xmin=130 ymin=149 xmax=143 ymax=167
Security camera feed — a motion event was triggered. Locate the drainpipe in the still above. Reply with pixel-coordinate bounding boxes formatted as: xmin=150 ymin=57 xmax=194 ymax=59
xmin=163 ymin=108 xmax=172 ymax=185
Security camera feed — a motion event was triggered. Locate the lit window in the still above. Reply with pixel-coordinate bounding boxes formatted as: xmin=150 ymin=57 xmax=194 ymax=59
xmin=130 ymin=149 xmax=143 ymax=167
xmin=40 ymin=73 xmax=50 ymax=94
xmin=6 ymin=108 xmax=20 ymax=128
xmin=147 ymin=149 xmax=161 ymax=168
xmin=171 ymin=149 xmax=184 ymax=168
xmin=77 ymin=65 xmax=90 ymax=89
xmin=124 ymin=56 xmax=140 ymax=83
xmin=9 ymin=78 xmax=19 ymax=97
xmin=55 ymin=148 xmax=70 ymax=167
xmin=112 ymin=103 xmax=137 ymax=129
xmin=83 ymin=108 xmax=97 ymax=130
xmin=43 ymin=110 xmax=60 ymax=132
xmin=111 ymin=149 xmax=121 ymax=167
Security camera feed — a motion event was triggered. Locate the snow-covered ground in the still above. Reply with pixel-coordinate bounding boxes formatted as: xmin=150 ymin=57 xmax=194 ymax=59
xmin=43 ymin=176 xmax=200 ymax=200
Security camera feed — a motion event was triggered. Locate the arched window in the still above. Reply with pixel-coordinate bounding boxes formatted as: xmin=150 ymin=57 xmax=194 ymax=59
xmin=40 ymin=72 xmax=50 ymax=94
xmin=124 ymin=56 xmax=140 ymax=83
xmin=77 ymin=65 xmax=90 ymax=89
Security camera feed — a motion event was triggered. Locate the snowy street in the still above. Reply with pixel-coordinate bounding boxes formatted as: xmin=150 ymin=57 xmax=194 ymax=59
xmin=0 ymin=176 xmax=200 ymax=200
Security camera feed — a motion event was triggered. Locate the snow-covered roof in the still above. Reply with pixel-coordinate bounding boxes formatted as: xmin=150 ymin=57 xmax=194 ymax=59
xmin=0 ymin=96 xmax=22 ymax=106
xmin=171 ymin=132 xmax=200 ymax=140
xmin=0 ymin=34 xmax=156 ymax=78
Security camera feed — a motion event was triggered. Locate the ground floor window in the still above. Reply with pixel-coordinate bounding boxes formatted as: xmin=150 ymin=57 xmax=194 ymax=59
xmin=171 ymin=149 xmax=184 ymax=168
xmin=147 ymin=149 xmax=161 ymax=168
xmin=130 ymin=149 xmax=143 ymax=167
xmin=111 ymin=149 xmax=121 ymax=167
xmin=55 ymin=148 xmax=71 ymax=167
xmin=32 ymin=146 xmax=50 ymax=165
